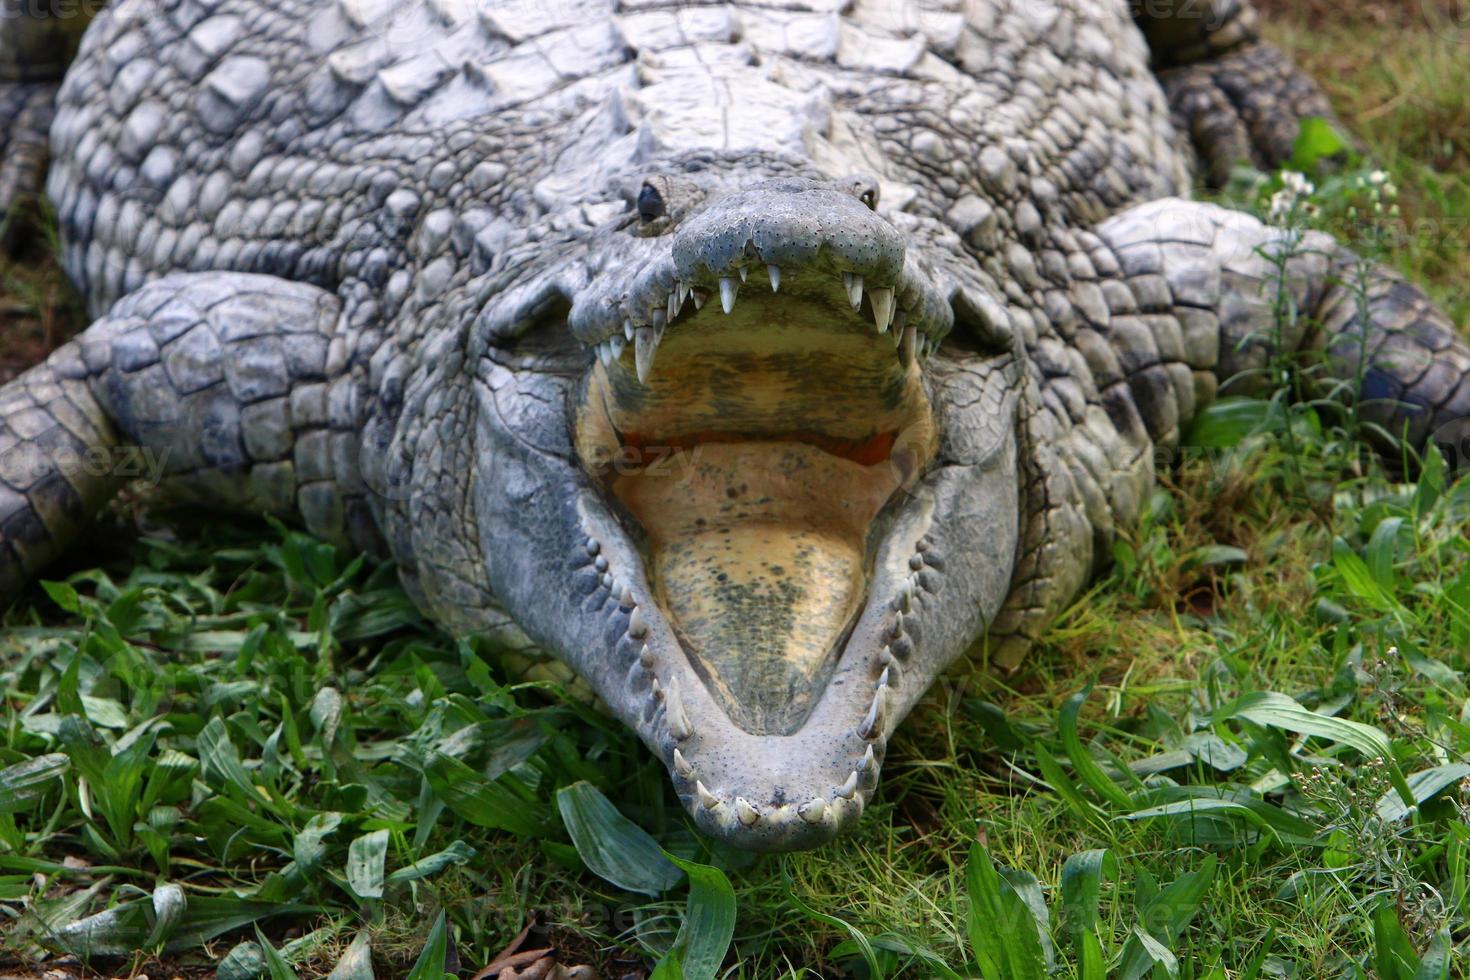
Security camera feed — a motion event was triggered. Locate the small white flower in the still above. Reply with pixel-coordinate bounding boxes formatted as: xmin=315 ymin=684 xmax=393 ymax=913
xmin=1369 ymin=170 xmax=1390 ymax=186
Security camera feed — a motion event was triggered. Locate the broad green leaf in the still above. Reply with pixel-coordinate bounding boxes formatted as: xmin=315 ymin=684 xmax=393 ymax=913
xmin=965 ymin=842 xmax=1046 ymax=980
xmin=1375 ymin=764 xmax=1470 ymax=821
xmin=293 ymin=812 xmax=343 ymax=874
xmin=664 ymin=853 xmax=737 ymax=980
xmin=198 ymin=716 xmax=258 ymax=800
xmin=0 ymin=753 xmax=70 ymax=814
xmin=1060 ymin=690 xmax=1135 ymax=810
xmin=1215 ymin=690 xmax=1413 ymax=806
xmin=1413 ymin=442 xmax=1446 ymax=516
xmin=1121 ymin=799 xmax=1292 ymax=843
xmin=255 ymin=926 xmax=301 ymax=980
xmin=1365 ymin=516 xmax=1405 ymax=590
xmin=1128 ymin=927 xmax=1179 ymax=978
xmin=1289 ymin=117 xmax=1349 ymax=172
xmin=1182 ymin=733 xmax=1248 ymax=772
xmin=1000 ymin=866 xmax=1054 ymax=969
xmin=1118 ymin=855 xmax=1216 ymax=980
xmin=1415 ymin=928 xmax=1452 ymax=980
xmin=1214 ymin=691 xmax=1391 ymax=760
xmin=310 ymin=688 xmax=344 ymax=748
xmin=347 ymin=829 xmax=390 ymax=900
xmin=1373 ymin=901 xmax=1420 ymax=979
xmin=51 ymin=897 xmax=312 ymax=957
xmin=145 ymin=883 xmax=186 ymax=949
xmin=327 ymin=931 xmax=376 ymax=980
xmin=1061 ymin=849 xmax=1116 ymax=936
xmin=404 ymin=911 xmax=449 ymax=980
xmin=42 ymin=580 xmax=82 ymax=614
xmin=387 ymin=840 xmax=476 ymax=884
xmin=1077 ymin=931 xmax=1107 ymax=980
xmin=1031 ymin=744 xmax=1106 ymax=829
xmin=1185 ymin=397 xmax=1272 ymax=449
xmin=423 ymin=752 xmax=545 ymax=837
xmin=649 ymin=949 xmax=684 ymax=979
xmin=217 ymin=941 xmax=267 ymax=980
xmin=1331 ymin=539 xmax=1399 ymax=612
xmin=555 ymin=781 xmax=681 ymax=896
xmin=1186 ymin=545 xmax=1249 ymax=569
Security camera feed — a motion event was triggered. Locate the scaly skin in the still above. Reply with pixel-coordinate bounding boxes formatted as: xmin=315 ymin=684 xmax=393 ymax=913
xmin=1 ymin=0 xmax=1468 ymax=850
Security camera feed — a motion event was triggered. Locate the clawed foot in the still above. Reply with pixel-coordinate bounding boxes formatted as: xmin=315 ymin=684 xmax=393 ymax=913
xmin=1158 ymin=40 xmax=1343 ymax=187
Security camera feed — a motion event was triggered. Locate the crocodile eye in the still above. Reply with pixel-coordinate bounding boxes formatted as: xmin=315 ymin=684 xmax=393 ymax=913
xmin=637 ymin=183 xmax=666 ymax=222
xmin=842 ymin=174 xmax=880 ymax=211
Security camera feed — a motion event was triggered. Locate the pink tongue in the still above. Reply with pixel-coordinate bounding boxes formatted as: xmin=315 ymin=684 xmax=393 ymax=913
xmin=611 ymin=441 xmax=898 ymax=734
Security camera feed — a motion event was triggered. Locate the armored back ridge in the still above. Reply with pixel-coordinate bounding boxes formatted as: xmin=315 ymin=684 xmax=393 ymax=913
xmin=0 ymin=0 xmax=1467 ymax=848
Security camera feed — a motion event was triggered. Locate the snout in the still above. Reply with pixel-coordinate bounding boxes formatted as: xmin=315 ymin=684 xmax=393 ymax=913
xmin=670 ymin=177 xmax=906 ymax=292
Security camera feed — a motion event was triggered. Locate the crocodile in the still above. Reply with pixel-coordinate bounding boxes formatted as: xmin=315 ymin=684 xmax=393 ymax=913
xmin=2 ymin=0 xmax=1468 ymax=851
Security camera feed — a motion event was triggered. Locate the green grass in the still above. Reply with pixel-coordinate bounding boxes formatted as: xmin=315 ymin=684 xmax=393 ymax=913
xmin=4 ymin=9 xmax=1470 ymax=979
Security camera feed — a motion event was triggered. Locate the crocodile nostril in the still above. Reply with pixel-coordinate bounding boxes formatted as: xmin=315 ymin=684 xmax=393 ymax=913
xmin=637 ymin=182 xmax=666 ymax=222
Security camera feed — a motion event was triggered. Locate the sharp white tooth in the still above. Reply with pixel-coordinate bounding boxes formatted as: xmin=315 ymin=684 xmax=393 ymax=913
xmin=677 ymin=281 xmax=690 ymax=307
xmin=735 ymin=797 xmax=760 ymax=826
xmin=666 ymin=677 xmax=692 ymax=740
xmin=887 ymin=311 xmax=905 ymax=348
xmin=610 ymin=335 xmax=626 ymax=361
xmin=898 ymin=325 xmax=918 ymax=367
xmin=860 ymin=744 xmax=877 ymax=772
xmin=798 ymin=797 xmax=827 ymax=824
xmin=596 ymin=341 xmax=612 ymax=366
xmin=628 ymin=604 xmax=648 ymax=637
xmin=870 ymin=288 xmax=894 ymax=333
xmin=898 ymin=578 xmax=914 ymax=613
xmin=719 ymin=277 xmax=738 ymax=314
xmin=667 ymin=289 xmax=681 ymax=322
xmin=691 ymin=288 xmax=707 ymax=310
xmin=843 ymin=272 xmax=863 ymax=309
xmin=768 ymin=264 xmax=781 ymax=292
xmin=634 ymin=326 xmax=658 ymax=383
xmin=696 ymin=780 xmax=719 ymax=809
xmin=877 ymin=666 xmax=891 ymax=689
xmin=859 ymin=686 xmax=888 ymax=740
xmin=673 ymin=747 xmax=694 ymax=778
xmin=639 ymin=644 xmax=654 ymax=669
xmin=738 ymin=266 xmax=748 ymax=283
xmin=623 ymin=319 xmax=635 ymax=341
xmin=837 ymin=770 xmax=859 ymax=799
xmin=651 ymin=677 xmax=663 ymax=700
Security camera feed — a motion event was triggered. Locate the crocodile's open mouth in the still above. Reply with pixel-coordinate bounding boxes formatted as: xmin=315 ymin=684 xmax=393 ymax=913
xmin=574 ymin=271 xmax=938 ymax=736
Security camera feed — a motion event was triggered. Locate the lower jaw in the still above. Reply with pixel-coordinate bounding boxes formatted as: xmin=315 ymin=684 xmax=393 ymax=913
xmin=609 ymin=439 xmax=915 ymax=734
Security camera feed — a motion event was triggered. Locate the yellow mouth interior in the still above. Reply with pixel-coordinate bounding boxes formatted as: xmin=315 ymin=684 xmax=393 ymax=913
xmin=575 ymin=283 xmax=937 ymax=734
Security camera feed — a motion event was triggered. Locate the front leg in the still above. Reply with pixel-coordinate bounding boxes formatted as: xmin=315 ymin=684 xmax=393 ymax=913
xmin=1094 ymin=198 xmax=1470 ymax=456
xmin=0 ymin=271 xmax=373 ymax=595
xmin=1137 ymin=1 xmax=1342 ymax=185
